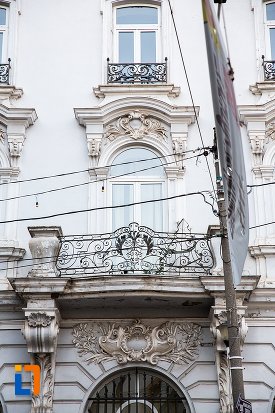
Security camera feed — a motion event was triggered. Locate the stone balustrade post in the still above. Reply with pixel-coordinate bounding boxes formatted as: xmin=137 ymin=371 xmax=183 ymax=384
xmin=28 ymin=226 xmax=63 ymax=277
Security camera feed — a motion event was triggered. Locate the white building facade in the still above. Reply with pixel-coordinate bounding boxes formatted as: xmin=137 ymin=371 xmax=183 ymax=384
xmin=0 ymin=1 xmax=274 ymax=412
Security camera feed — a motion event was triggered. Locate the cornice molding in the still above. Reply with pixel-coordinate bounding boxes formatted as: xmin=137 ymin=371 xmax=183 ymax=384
xmin=93 ymin=84 xmax=181 ymax=99
xmin=0 ymin=104 xmax=37 ymax=127
xmin=0 ymin=240 xmax=25 ymax=260
xmin=249 ymin=81 xmax=275 ymax=96
xmin=0 ymin=85 xmax=23 ymax=100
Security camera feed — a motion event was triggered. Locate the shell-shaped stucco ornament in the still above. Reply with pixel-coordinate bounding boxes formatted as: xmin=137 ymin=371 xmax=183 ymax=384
xmin=27 ymin=312 xmax=52 ymax=327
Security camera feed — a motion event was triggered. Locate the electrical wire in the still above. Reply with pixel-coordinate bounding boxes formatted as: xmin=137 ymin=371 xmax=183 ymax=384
xmin=0 ymin=146 xmax=208 ymax=186
xmin=0 ymin=152 xmax=207 ymax=203
xmin=167 ymin=0 xmax=217 ymax=203
xmin=247 ymin=181 xmax=275 ymax=188
xmin=249 ymin=221 xmax=275 ymax=229
xmin=0 ymin=191 xmax=212 ymax=224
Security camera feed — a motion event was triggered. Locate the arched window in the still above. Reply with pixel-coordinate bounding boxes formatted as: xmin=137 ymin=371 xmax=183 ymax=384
xmin=87 ymin=368 xmax=190 ymax=413
xmin=265 ymin=2 xmax=275 ymax=59
xmin=109 ymin=147 xmax=166 ymax=231
xmin=114 ymin=5 xmax=160 ymax=63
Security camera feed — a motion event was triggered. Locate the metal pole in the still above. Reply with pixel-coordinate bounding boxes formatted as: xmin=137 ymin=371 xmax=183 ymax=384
xmin=213 ymin=134 xmax=245 ymax=411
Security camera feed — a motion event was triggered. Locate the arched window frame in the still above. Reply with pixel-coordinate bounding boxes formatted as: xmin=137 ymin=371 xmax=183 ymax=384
xmin=107 ymin=145 xmax=167 ymax=231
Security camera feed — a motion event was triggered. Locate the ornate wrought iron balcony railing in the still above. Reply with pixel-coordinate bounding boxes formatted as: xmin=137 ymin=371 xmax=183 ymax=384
xmin=107 ymin=58 xmax=167 ymax=84
xmin=262 ymin=55 xmax=275 ymax=80
xmin=56 ymin=222 xmax=214 ymax=276
xmin=0 ymin=59 xmax=11 ymax=84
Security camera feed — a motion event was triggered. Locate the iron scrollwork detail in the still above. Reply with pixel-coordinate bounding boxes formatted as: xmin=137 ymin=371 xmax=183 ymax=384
xmin=0 ymin=60 xmax=10 ymax=84
xmin=72 ymin=320 xmax=201 ymax=365
xmin=56 ymin=222 xmax=214 ymax=276
xmin=262 ymin=56 xmax=275 ymax=80
xmin=107 ymin=60 xmax=167 ymax=84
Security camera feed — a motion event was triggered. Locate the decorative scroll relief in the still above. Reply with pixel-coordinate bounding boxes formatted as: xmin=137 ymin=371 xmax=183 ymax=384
xmin=104 ymin=111 xmax=167 ymax=141
xmin=72 ymin=320 xmax=201 ymax=365
xmin=32 ymin=353 xmax=54 ymax=412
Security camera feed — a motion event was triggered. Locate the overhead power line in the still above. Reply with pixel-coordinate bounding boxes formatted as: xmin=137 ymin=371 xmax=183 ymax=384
xmin=249 ymin=221 xmax=275 ymax=229
xmin=0 ymin=152 xmax=208 ymax=203
xmin=0 ymin=191 xmax=213 ymax=225
xmin=167 ymin=0 xmax=217 ymax=202
xmin=0 ymin=146 xmax=209 ymax=186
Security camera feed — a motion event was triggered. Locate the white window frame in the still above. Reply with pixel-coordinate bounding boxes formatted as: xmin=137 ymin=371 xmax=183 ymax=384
xmin=113 ymin=4 xmax=161 ymax=63
xmin=108 ymin=149 xmax=167 ymax=231
xmin=265 ymin=1 xmax=275 ymax=60
xmin=0 ymin=4 xmax=8 ymax=63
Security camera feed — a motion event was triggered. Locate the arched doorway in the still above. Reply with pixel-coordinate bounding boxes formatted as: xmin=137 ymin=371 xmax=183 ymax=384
xmin=86 ymin=368 xmax=190 ymax=413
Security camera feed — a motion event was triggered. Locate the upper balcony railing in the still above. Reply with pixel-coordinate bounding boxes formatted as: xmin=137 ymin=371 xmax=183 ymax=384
xmin=56 ymin=222 xmax=214 ymax=277
xmin=0 ymin=59 xmax=11 ymax=84
xmin=262 ymin=55 xmax=275 ymax=80
xmin=107 ymin=58 xmax=167 ymax=84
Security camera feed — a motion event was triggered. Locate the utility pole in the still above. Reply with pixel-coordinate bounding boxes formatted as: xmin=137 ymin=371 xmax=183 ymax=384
xmin=213 ymin=132 xmax=245 ymax=411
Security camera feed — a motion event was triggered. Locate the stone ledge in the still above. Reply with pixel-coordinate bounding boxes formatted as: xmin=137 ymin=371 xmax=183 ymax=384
xmin=0 ymin=240 xmax=25 ymax=260
xmin=0 ymin=85 xmax=23 ymax=100
xmin=249 ymin=81 xmax=275 ymax=95
xmin=93 ymin=83 xmax=181 ymax=98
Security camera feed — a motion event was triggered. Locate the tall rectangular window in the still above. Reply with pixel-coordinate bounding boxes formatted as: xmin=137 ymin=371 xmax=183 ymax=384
xmin=0 ymin=6 xmax=8 ymax=63
xmin=115 ymin=6 xmax=160 ymax=63
xmin=266 ymin=2 xmax=275 ymax=59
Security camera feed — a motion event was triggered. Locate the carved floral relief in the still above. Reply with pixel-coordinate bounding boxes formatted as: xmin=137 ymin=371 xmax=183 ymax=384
xmin=72 ymin=319 xmax=201 ymax=366
xmin=104 ymin=111 xmax=167 ymax=141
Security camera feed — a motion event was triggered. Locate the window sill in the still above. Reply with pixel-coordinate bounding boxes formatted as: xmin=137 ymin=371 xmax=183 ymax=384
xmin=0 ymin=85 xmax=23 ymax=100
xmin=93 ymin=83 xmax=181 ymax=99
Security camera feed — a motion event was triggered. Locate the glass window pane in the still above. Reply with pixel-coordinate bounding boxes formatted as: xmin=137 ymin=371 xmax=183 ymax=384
xmin=112 ymin=184 xmax=134 ymax=229
xmin=110 ymin=148 xmax=165 ymax=177
xmin=119 ymin=32 xmax=134 ymax=63
xmin=141 ymin=32 xmax=156 ymax=62
xmin=0 ymin=8 xmax=6 ymax=25
xmin=270 ymin=28 xmax=275 ymax=59
xmin=267 ymin=3 xmax=275 ymax=20
xmin=141 ymin=183 xmax=163 ymax=230
xmin=117 ymin=7 xmax=158 ymax=24
xmin=0 ymin=33 xmax=3 ymax=62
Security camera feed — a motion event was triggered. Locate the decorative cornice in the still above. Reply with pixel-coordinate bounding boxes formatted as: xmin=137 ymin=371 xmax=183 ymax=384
xmin=0 ymin=85 xmax=23 ymax=100
xmin=0 ymin=104 xmax=37 ymax=127
xmin=93 ymin=84 xmax=181 ymax=99
xmin=75 ymin=97 xmax=199 ymax=126
xmin=249 ymin=81 xmax=275 ymax=96
xmin=72 ymin=319 xmax=201 ymax=365
xmin=201 ymin=275 xmax=260 ymax=298
xmin=249 ymin=244 xmax=275 ymax=257
xmin=0 ymin=240 xmax=25 ymax=260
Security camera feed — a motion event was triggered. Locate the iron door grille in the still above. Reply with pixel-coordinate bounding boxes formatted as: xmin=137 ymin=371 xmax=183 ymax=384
xmin=88 ymin=369 xmax=188 ymax=413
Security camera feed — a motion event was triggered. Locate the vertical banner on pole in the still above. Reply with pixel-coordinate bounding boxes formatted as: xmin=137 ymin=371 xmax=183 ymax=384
xmin=202 ymin=0 xmax=249 ymax=286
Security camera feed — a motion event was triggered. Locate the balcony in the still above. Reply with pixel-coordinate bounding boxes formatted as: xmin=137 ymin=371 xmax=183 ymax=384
xmin=262 ymin=55 xmax=275 ymax=80
xmin=0 ymin=59 xmax=11 ymax=84
xmin=107 ymin=58 xmax=167 ymax=84
xmin=56 ymin=222 xmax=214 ymax=277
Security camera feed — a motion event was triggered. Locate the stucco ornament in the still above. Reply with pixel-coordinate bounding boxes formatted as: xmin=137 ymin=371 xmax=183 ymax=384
xmin=104 ymin=111 xmax=167 ymax=141
xmin=32 ymin=353 xmax=54 ymax=413
xmin=27 ymin=312 xmax=52 ymax=327
xmin=72 ymin=320 xmax=201 ymax=365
